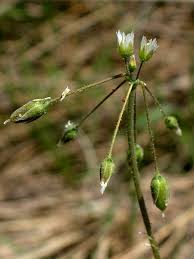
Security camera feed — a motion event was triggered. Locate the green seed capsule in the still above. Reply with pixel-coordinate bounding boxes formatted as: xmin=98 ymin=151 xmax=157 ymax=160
xmin=128 ymin=144 xmax=144 ymax=164
xmin=60 ymin=121 xmax=78 ymax=144
xmin=151 ymin=173 xmax=170 ymax=211
xmin=4 ymin=97 xmax=53 ymax=124
xmin=165 ymin=116 xmax=182 ymax=136
xmin=100 ymin=157 xmax=115 ymax=194
xmin=4 ymin=87 xmax=70 ymax=125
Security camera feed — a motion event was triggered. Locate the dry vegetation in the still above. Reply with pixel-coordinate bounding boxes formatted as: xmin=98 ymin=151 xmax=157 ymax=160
xmin=0 ymin=1 xmax=194 ymax=258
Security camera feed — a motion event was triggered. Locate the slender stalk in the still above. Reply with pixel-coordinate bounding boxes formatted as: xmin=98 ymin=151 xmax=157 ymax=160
xmin=144 ymin=85 xmax=167 ymax=118
xmin=127 ymin=89 xmax=161 ymax=259
xmin=141 ymin=85 xmax=159 ymax=172
xmin=136 ymin=61 xmax=143 ymax=79
xmin=77 ymin=80 xmax=126 ymax=128
xmin=67 ymin=73 xmax=125 ymax=97
xmin=108 ymin=82 xmax=134 ymax=157
xmin=133 ymin=61 xmax=144 ymax=147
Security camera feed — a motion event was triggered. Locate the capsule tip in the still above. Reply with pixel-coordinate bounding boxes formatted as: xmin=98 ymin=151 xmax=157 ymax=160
xmin=100 ymin=181 xmax=107 ymax=194
xmin=3 ymin=119 xmax=10 ymax=125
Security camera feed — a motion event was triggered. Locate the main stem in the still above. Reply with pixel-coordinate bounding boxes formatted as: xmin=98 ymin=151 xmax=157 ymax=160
xmin=127 ymin=89 xmax=161 ymax=259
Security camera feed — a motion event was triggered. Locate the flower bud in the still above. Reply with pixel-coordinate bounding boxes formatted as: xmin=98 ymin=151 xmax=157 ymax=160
xmin=128 ymin=144 xmax=144 ymax=164
xmin=4 ymin=97 xmax=53 ymax=124
xmin=128 ymin=54 xmax=137 ymax=72
xmin=165 ymin=116 xmax=182 ymax=136
xmin=151 ymin=173 xmax=170 ymax=211
xmin=116 ymin=31 xmax=134 ymax=58
xmin=139 ymin=36 xmax=158 ymax=62
xmin=59 ymin=121 xmax=78 ymax=144
xmin=100 ymin=156 xmax=115 ymax=194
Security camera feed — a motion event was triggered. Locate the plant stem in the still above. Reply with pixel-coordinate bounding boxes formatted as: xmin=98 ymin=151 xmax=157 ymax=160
xmin=127 ymin=89 xmax=161 ymax=259
xmin=144 ymin=85 xmax=167 ymax=118
xmin=141 ymin=85 xmax=159 ymax=172
xmin=67 ymin=73 xmax=125 ymax=97
xmin=77 ymin=80 xmax=126 ymax=128
xmin=108 ymin=82 xmax=134 ymax=157
xmin=136 ymin=61 xmax=143 ymax=79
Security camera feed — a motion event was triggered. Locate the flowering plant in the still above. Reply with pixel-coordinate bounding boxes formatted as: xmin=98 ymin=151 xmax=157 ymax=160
xmin=4 ymin=31 xmax=182 ymax=259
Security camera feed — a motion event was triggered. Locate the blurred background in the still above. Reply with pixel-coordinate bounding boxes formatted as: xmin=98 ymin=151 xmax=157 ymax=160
xmin=0 ymin=1 xmax=194 ymax=258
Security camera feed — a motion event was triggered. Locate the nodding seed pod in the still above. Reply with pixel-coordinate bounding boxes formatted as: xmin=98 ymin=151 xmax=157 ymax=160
xmin=151 ymin=172 xmax=170 ymax=211
xmin=165 ymin=116 xmax=182 ymax=136
xmin=100 ymin=156 xmax=115 ymax=194
xmin=4 ymin=97 xmax=54 ymax=124
xmin=59 ymin=121 xmax=78 ymax=144
xmin=128 ymin=144 xmax=144 ymax=164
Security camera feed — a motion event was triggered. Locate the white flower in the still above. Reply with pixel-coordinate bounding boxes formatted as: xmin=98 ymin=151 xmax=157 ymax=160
xmin=116 ymin=30 xmax=134 ymax=58
xmin=139 ymin=36 xmax=158 ymax=62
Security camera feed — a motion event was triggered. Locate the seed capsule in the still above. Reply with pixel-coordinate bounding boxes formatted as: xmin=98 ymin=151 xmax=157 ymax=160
xmin=4 ymin=97 xmax=54 ymax=124
xmin=128 ymin=144 xmax=144 ymax=164
xmin=151 ymin=173 xmax=170 ymax=211
xmin=165 ymin=116 xmax=182 ymax=136
xmin=4 ymin=87 xmax=70 ymax=125
xmin=59 ymin=121 xmax=78 ymax=144
xmin=100 ymin=157 xmax=115 ymax=194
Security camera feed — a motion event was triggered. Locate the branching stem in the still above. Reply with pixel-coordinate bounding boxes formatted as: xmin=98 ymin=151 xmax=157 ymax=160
xmin=77 ymin=80 xmax=126 ymax=128
xmin=67 ymin=73 xmax=125 ymax=97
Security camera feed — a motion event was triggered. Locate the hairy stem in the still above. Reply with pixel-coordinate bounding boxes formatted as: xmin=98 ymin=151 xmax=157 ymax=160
xmin=141 ymin=85 xmax=159 ymax=172
xmin=78 ymin=80 xmax=126 ymax=128
xmin=108 ymin=82 xmax=133 ymax=157
xmin=67 ymin=73 xmax=125 ymax=97
xmin=127 ymin=89 xmax=161 ymax=259
xmin=144 ymin=85 xmax=167 ymax=118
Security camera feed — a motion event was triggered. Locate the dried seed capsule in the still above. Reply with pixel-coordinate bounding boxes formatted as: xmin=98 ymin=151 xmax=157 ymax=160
xmin=100 ymin=157 xmax=115 ymax=194
xmin=60 ymin=121 xmax=78 ymax=144
xmin=128 ymin=144 xmax=144 ymax=164
xmin=165 ymin=116 xmax=182 ymax=136
xmin=151 ymin=173 xmax=170 ymax=211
